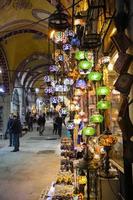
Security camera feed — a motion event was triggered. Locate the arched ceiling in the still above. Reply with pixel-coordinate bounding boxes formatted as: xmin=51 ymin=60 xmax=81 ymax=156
xmin=0 ymin=0 xmax=56 ymax=94
xmin=1 ymin=0 xmax=110 ymax=96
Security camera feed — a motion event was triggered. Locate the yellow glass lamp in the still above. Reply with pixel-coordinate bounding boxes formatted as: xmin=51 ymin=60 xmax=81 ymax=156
xmin=78 ymin=176 xmax=87 ymax=184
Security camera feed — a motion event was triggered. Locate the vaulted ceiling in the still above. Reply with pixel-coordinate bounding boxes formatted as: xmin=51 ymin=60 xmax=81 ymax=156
xmin=0 ymin=0 xmax=57 ymax=93
xmin=0 ymin=0 xmax=116 ymax=95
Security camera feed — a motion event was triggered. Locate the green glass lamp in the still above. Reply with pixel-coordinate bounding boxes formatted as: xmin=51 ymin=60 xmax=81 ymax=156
xmin=75 ymin=51 xmax=85 ymax=60
xmin=90 ymin=114 xmax=104 ymax=123
xmin=88 ymin=72 xmax=102 ymax=81
xmin=97 ymin=100 xmax=111 ymax=110
xmin=82 ymin=126 xmax=95 ymax=136
xmin=78 ymin=60 xmax=93 ymax=70
xmin=96 ymin=86 xmax=110 ymax=96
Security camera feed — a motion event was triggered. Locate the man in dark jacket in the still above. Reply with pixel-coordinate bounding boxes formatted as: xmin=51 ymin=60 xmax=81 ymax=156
xmin=55 ymin=113 xmax=63 ymax=137
xmin=6 ymin=113 xmax=14 ymax=146
xmin=11 ymin=115 xmax=22 ymax=152
xmin=37 ymin=114 xmax=44 ymax=136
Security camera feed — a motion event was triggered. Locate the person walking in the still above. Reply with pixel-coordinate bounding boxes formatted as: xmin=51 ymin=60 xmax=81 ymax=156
xmin=53 ymin=113 xmax=58 ymax=135
xmin=55 ymin=113 xmax=63 ymax=137
xmin=42 ymin=112 xmax=46 ymax=130
xmin=37 ymin=114 xmax=44 ymax=136
xmin=6 ymin=113 xmax=14 ymax=146
xmin=28 ymin=113 xmax=33 ymax=131
xmin=11 ymin=114 xmax=22 ymax=152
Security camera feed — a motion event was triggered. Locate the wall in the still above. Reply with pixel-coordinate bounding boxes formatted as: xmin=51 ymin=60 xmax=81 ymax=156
xmin=0 ymin=94 xmax=11 ymax=133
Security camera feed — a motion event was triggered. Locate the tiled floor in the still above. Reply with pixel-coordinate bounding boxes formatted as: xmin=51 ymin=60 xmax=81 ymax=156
xmin=0 ymin=120 xmax=61 ymax=200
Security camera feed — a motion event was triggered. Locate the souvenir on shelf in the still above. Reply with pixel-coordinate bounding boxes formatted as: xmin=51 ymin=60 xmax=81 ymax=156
xmin=98 ymin=134 xmax=118 ymax=147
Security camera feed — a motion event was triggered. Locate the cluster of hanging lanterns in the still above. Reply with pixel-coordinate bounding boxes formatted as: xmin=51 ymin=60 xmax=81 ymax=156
xmin=46 ymin=20 xmax=112 ymax=140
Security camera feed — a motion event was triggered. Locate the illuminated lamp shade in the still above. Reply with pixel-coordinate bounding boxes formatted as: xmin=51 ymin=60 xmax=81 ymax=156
xmin=97 ymin=100 xmax=111 ymax=110
xmin=90 ymin=114 xmax=104 ymax=123
xmin=96 ymin=86 xmax=110 ymax=96
xmin=66 ymin=121 xmax=75 ymax=130
xmin=49 ymin=65 xmax=59 ymax=72
xmin=57 ymin=54 xmax=64 ymax=62
xmin=45 ymin=86 xmax=55 ymax=94
xmin=71 ymin=36 xmax=80 ymax=47
xmin=74 ymin=89 xmax=83 ymax=96
xmin=76 ymin=79 xmax=87 ymax=89
xmin=54 ymin=31 xmax=67 ymax=43
xmin=82 ymin=126 xmax=95 ymax=136
xmin=78 ymin=176 xmax=87 ymax=185
xmin=63 ymin=43 xmax=71 ymax=51
xmin=75 ymin=51 xmax=85 ymax=61
xmin=44 ymin=75 xmax=52 ymax=83
xmin=35 ymin=88 xmax=39 ymax=94
xmin=50 ymin=97 xmax=58 ymax=104
xmin=78 ymin=60 xmax=93 ymax=70
xmin=64 ymin=28 xmax=74 ymax=37
xmin=64 ymin=78 xmax=74 ymax=86
xmin=88 ymin=72 xmax=102 ymax=81
xmin=74 ymin=118 xmax=81 ymax=125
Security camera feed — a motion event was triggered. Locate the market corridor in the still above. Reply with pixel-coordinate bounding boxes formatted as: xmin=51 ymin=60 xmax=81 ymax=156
xmin=0 ymin=120 xmax=60 ymax=200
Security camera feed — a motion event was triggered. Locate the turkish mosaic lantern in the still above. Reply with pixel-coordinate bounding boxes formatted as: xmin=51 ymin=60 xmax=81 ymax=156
xmin=90 ymin=114 xmax=104 ymax=123
xmin=97 ymin=100 xmax=111 ymax=110
xmin=82 ymin=126 xmax=95 ymax=136
xmin=88 ymin=72 xmax=102 ymax=81
xmin=96 ymin=86 xmax=110 ymax=96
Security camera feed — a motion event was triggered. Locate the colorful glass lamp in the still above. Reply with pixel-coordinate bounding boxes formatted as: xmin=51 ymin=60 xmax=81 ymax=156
xmin=74 ymin=89 xmax=83 ymax=96
xmin=78 ymin=60 xmax=93 ymax=70
xmin=82 ymin=126 xmax=95 ymax=136
xmin=96 ymin=86 xmax=110 ymax=96
xmin=75 ymin=51 xmax=85 ymax=60
xmin=76 ymin=79 xmax=87 ymax=89
xmin=90 ymin=114 xmax=104 ymax=123
xmin=88 ymin=72 xmax=102 ymax=81
xmin=97 ymin=100 xmax=111 ymax=110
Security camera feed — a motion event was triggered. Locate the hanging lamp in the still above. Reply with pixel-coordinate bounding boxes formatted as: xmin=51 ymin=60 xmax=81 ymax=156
xmin=97 ymin=100 xmax=111 ymax=110
xmin=96 ymin=86 xmax=110 ymax=96
xmin=75 ymin=79 xmax=87 ymax=89
xmin=90 ymin=114 xmax=104 ymax=123
xmin=88 ymin=72 xmax=102 ymax=81
xmin=75 ymin=51 xmax=85 ymax=60
xmin=82 ymin=126 xmax=95 ymax=136
xmin=49 ymin=4 xmax=69 ymax=31
xmin=78 ymin=60 xmax=93 ymax=70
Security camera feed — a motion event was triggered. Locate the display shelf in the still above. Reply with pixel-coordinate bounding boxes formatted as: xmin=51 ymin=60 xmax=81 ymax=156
xmin=110 ymin=159 xmax=124 ymax=173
